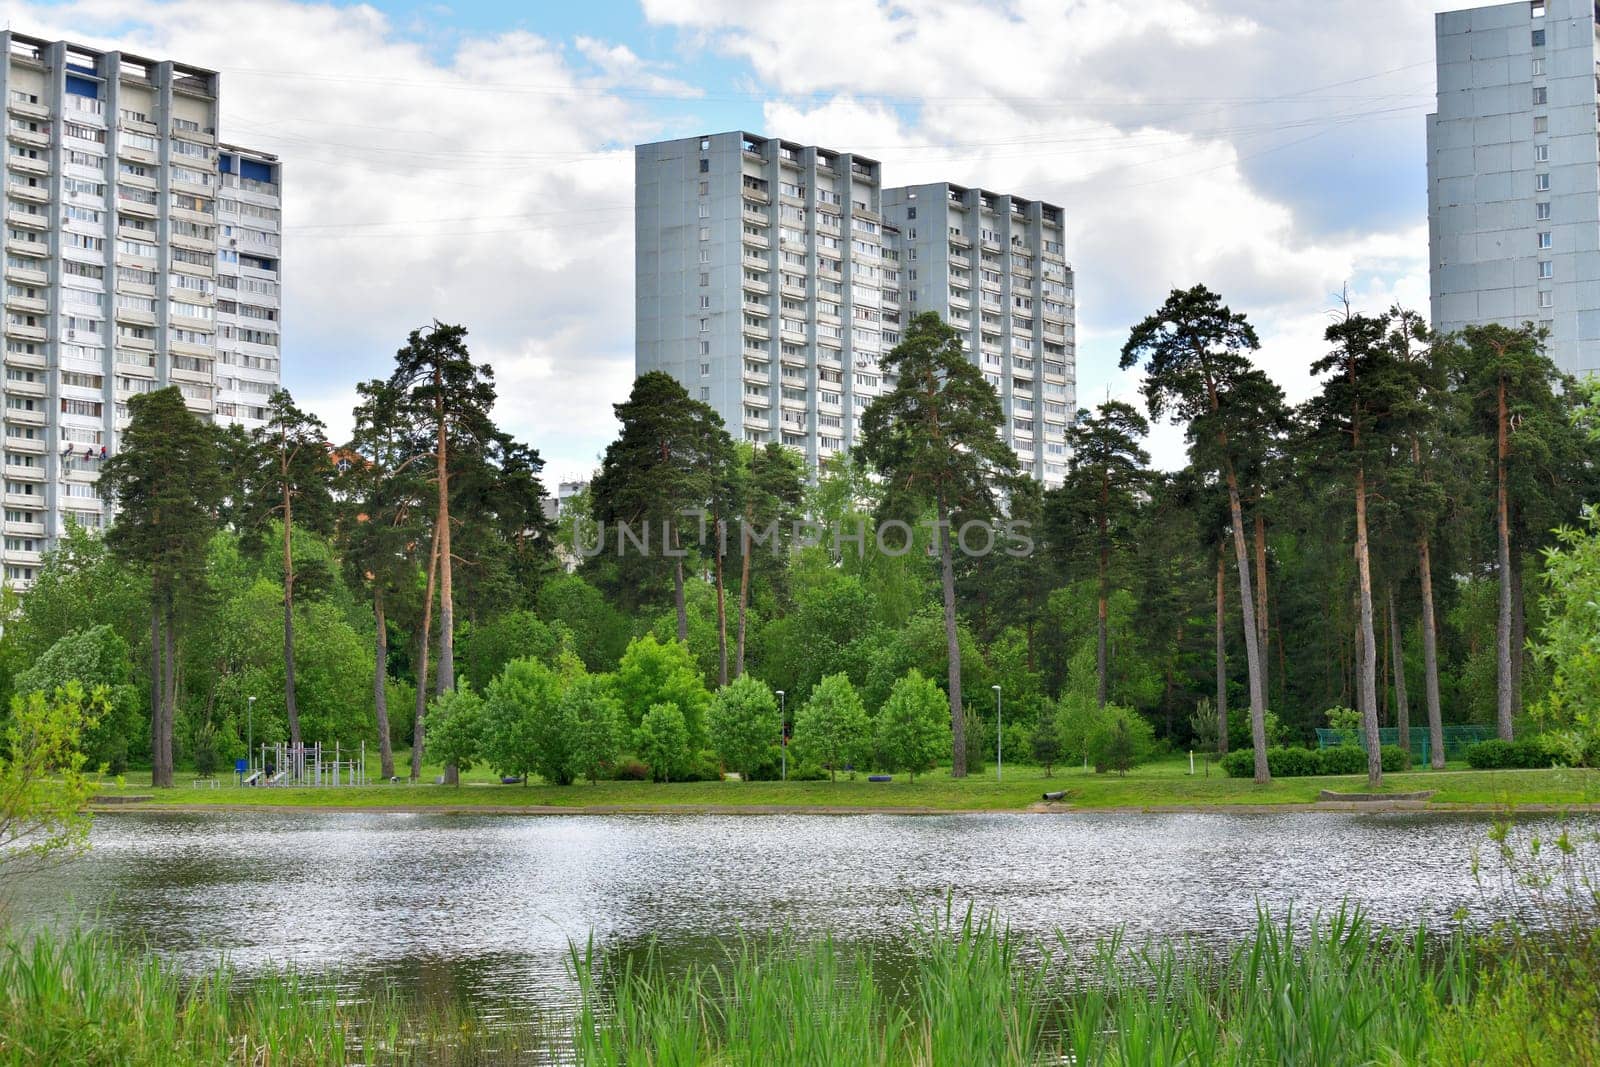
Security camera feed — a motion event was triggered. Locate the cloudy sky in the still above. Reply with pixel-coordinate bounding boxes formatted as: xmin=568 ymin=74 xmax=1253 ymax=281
xmin=9 ymin=0 xmax=1467 ymax=478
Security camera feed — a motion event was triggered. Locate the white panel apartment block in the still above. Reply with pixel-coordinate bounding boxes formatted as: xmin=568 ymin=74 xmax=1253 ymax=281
xmin=1429 ymin=0 xmax=1600 ymax=376
xmin=0 ymin=32 xmax=282 ymax=586
xmin=636 ymin=131 xmax=1076 ymax=486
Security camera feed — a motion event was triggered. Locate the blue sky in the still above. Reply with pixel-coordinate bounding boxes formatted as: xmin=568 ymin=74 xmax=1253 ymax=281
xmin=7 ymin=0 xmax=1458 ymax=479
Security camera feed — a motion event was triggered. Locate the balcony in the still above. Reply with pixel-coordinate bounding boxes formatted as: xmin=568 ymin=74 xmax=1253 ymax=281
xmin=4 ymin=293 xmax=45 ymax=315
xmin=6 ymin=322 xmax=44 ymax=342
xmin=742 ymin=413 xmax=771 ymax=432
xmin=4 ymin=519 xmax=44 ymax=538
xmin=7 ymin=99 xmax=48 ymax=121
xmin=7 ymin=153 xmax=47 ymax=176
xmin=6 ymin=182 xmax=47 ymax=203
xmin=3 ymin=463 xmax=43 ymax=481
xmin=4 ymin=435 xmax=43 ymax=455
xmin=4 ymin=260 xmax=45 ymax=285
xmin=3 ymin=380 xmax=44 ymax=403
xmin=741 ymin=321 xmax=771 ymax=342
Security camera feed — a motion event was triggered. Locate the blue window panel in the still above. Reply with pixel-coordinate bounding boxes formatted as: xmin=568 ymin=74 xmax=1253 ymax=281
xmin=240 ymin=159 xmax=273 ymax=183
xmin=65 ymin=74 xmax=99 ymax=99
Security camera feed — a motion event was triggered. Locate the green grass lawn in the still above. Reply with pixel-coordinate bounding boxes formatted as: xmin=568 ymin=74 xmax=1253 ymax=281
xmin=91 ymin=755 xmax=1600 ymax=812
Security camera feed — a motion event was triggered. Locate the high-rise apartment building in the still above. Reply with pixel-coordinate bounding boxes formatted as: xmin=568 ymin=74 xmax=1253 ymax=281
xmin=1428 ymin=0 xmax=1600 ymax=377
xmin=635 ymin=131 xmax=1075 ymax=486
xmin=883 ymin=184 xmax=1074 ymax=484
xmin=0 ymin=32 xmax=282 ymax=585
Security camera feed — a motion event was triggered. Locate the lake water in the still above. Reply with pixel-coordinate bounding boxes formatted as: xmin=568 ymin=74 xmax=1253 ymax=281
xmin=6 ymin=809 xmax=1581 ymax=1011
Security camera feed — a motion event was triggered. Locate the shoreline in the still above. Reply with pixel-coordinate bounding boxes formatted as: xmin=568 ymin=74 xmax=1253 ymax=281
xmin=87 ymin=799 xmax=1600 ymax=817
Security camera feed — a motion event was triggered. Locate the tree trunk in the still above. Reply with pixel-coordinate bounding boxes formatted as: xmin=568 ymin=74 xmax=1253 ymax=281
xmin=1096 ymin=541 xmax=1109 ymax=708
xmin=373 ymin=589 xmax=395 ymax=780
xmin=1495 ymin=377 xmax=1515 ymax=741
xmin=938 ymin=508 xmax=966 ymax=777
xmin=434 ymin=372 xmax=456 ymax=695
xmin=672 ymin=522 xmax=688 ymax=643
xmin=1253 ymin=510 xmax=1269 ymax=705
xmin=150 ymin=603 xmax=173 ymax=788
xmin=410 ymin=522 xmax=441 ymax=781
xmin=1510 ymin=555 xmax=1525 ymax=718
xmin=162 ymin=607 xmax=178 ymax=788
xmin=1222 ymin=462 xmax=1269 ymax=783
xmin=735 ymin=508 xmax=753 ymax=678
xmin=713 ymin=516 xmax=728 ymax=687
xmin=282 ymin=471 xmax=302 ymax=747
xmin=1418 ymin=537 xmax=1445 ymax=769
xmin=1389 ymin=587 xmax=1410 ymax=753
xmin=1215 ymin=547 xmax=1228 ymax=756
xmin=1354 ymin=464 xmax=1382 ymax=789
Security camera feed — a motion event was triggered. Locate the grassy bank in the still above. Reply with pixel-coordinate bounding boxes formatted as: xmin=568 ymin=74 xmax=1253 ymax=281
xmin=2 ymin=907 xmax=1596 ymax=1065
xmin=91 ymin=757 xmax=1600 ymax=813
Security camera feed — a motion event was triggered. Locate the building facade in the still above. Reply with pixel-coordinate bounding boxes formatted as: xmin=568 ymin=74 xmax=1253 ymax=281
xmin=1429 ymin=0 xmax=1600 ymax=377
xmin=883 ymin=184 xmax=1074 ymax=484
xmin=635 ymin=130 xmax=1075 ymax=486
xmin=0 ymin=32 xmax=282 ymax=585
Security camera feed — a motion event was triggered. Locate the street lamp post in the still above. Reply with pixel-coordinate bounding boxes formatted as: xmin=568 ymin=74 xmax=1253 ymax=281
xmin=247 ymin=696 xmax=256 ymax=774
xmin=776 ymin=690 xmax=786 ymax=782
xmin=992 ymin=685 xmax=1002 ymax=782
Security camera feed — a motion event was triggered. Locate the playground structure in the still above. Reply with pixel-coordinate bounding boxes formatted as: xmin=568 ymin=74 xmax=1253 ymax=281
xmin=237 ymin=741 xmax=369 ymax=787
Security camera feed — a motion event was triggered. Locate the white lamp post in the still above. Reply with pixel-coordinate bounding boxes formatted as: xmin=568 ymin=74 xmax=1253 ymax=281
xmin=992 ymin=684 xmax=1002 ymax=782
xmin=776 ymin=690 xmax=786 ymax=782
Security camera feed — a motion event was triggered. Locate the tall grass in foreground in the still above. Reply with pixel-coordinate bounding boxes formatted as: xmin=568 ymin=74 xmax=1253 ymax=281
xmin=1 ymin=905 xmax=1596 ymax=1065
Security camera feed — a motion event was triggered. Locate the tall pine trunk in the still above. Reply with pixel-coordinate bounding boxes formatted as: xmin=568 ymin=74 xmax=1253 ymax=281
xmin=1510 ymin=558 xmax=1525 ymax=718
xmin=713 ymin=516 xmax=728 ymax=687
xmin=735 ymin=510 xmax=752 ymax=678
xmin=150 ymin=602 xmax=173 ymax=788
xmin=1096 ymin=522 xmax=1109 ymax=707
xmin=373 ymin=590 xmax=395 ymax=780
xmin=1354 ymin=464 xmax=1382 ymax=789
xmin=1389 ymin=587 xmax=1409 ymax=752
xmin=1418 ymin=537 xmax=1445 ymax=769
xmin=434 ymin=372 xmax=456 ymax=695
xmin=1222 ymin=461 xmax=1269 ymax=784
xmin=1253 ymin=511 xmax=1269 ymax=705
xmin=672 ymin=522 xmax=688 ymax=643
xmin=1495 ymin=377 xmax=1515 ymax=741
xmin=410 ymin=522 xmax=441 ymax=781
xmin=1215 ymin=548 xmax=1228 ymax=756
xmin=162 ymin=608 xmax=178 ymax=788
xmin=282 ymin=467 xmax=302 ymax=748
xmin=938 ymin=504 xmax=966 ymax=777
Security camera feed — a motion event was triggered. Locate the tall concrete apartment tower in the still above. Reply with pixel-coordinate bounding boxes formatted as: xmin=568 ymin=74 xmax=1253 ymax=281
xmin=883 ymin=185 xmax=1074 ymax=485
xmin=635 ymin=130 xmax=1074 ymax=486
xmin=1 ymin=33 xmax=282 ymax=586
xmin=1428 ymin=0 xmax=1600 ymax=377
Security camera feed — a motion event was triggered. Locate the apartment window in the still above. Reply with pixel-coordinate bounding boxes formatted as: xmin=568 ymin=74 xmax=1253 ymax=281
xmin=1539 ymin=260 xmax=1554 ymax=278
xmin=1532 ymin=0 xmax=1546 ymax=15
xmin=700 ymin=362 xmax=711 ymax=376
xmin=1536 ymin=172 xmax=1551 ymax=191
xmin=697 ymin=202 xmax=710 ymax=219
xmin=699 ymin=272 xmax=710 ymax=286
xmin=1535 ymin=144 xmax=1550 ymax=162
xmin=699 ymin=250 xmax=710 ymax=264
xmin=1533 ymin=86 xmax=1547 ymax=105
xmin=699 ymin=340 xmax=711 ymax=355
xmin=698 ymin=227 xmax=710 ymax=241
xmin=699 ymin=318 xmax=710 ymax=332
xmin=699 ymin=295 xmax=711 ymax=309
xmin=1537 ymin=202 xmax=1552 ymax=220
xmin=699 ymin=387 xmax=710 ymax=402
xmin=1534 ymin=116 xmax=1548 ymax=134
xmin=1539 ymin=231 xmax=1553 ymax=248
xmin=699 ymin=159 xmax=709 ymax=173
xmin=1539 ymin=291 xmax=1554 ymax=308
xmin=1532 ymin=28 xmax=1546 ymax=46
xmin=1533 ymin=58 xmax=1545 ymax=75
xmin=698 ymin=180 xmax=709 ymax=195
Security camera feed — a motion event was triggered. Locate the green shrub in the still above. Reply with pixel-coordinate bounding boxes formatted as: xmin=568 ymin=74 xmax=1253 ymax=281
xmin=787 ymin=762 xmax=829 ymax=781
xmin=1380 ymin=744 xmax=1412 ymax=773
xmin=611 ymin=758 xmax=650 ymax=781
xmin=1317 ymin=745 xmax=1368 ymax=775
xmin=1465 ymin=738 xmax=1552 ymax=770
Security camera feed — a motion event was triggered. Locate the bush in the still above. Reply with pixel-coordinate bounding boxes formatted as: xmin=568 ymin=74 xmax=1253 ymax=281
xmin=1317 ymin=745 xmax=1368 ymax=775
xmin=1223 ymin=745 xmax=1385 ymax=778
xmin=787 ymin=762 xmax=828 ymax=781
xmin=611 ymin=758 xmax=650 ymax=781
xmin=1465 ymin=738 xmax=1552 ymax=770
xmin=707 ymin=675 xmax=781 ymax=781
xmin=686 ymin=749 xmax=724 ymax=782
xmin=1380 ymin=744 xmax=1412 ymax=773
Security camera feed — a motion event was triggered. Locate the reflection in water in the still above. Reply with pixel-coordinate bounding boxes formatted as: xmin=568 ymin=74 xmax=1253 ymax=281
xmin=7 ymin=809 xmax=1581 ymax=1012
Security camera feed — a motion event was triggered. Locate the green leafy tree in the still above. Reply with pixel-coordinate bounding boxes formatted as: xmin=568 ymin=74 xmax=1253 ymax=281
xmin=230 ymin=389 xmax=337 ymax=748
xmin=613 ymin=635 xmax=712 ymax=743
xmin=1532 ymin=505 xmax=1600 ymax=748
xmin=1120 ymin=285 xmax=1278 ymax=783
xmin=706 ymin=674 xmax=781 ymax=780
xmin=1030 ymin=699 xmax=1061 ymax=776
xmin=875 ymin=669 xmax=951 ymax=782
xmin=423 ymin=683 xmax=485 ymax=785
xmin=99 ymin=387 xmax=226 ymax=788
xmin=591 ymin=371 xmax=729 ymax=640
xmin=792 ymin=672 xmax=872 ymax=780
xmin=636 ymin=702 xmax=691 ymax=783
xmin=538 ymin=575 xmax=631 ymax=672
xmin=482 ymin=657 xmax=566 ymax=783
xmin=0 ymin=683 xmax=106 ymax=877
xmin=1450 ymin=322 xmax=1582 ymax=739
xmin=860 ymin=311 xmax=1020 ymax=777
xmin=734 ymin=443 xmax=805 ymax=677
xmin=561 ymin=675 xmax=623 ymax=783
xmin=1088 ymin=705 xmax=1155 ymax=774
xmin=13 ymin=625 xmax=141 ymax=774
xmin=460 ymin=611 xmax=565 ymax=693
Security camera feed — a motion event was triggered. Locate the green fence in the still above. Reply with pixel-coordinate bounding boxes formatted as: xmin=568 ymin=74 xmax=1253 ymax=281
xmin=1315 ymin=725 xmax=1494 ymax=767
